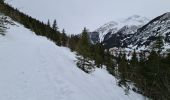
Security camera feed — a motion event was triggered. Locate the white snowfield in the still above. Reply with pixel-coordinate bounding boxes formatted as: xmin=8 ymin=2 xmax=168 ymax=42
xmin=0 ymin=18 xmax=148 ymax=100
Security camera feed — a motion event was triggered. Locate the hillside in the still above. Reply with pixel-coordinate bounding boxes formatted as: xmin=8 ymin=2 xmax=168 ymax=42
xmin=3 ymin=1 xmax=170 ymax=100
xmin=90 ymin=12 xmax=170 ymax=54
xmin=129 ymin=12 xmax=170 ymax=51
xmin=0 ymin=13 xmax=147 ymax=100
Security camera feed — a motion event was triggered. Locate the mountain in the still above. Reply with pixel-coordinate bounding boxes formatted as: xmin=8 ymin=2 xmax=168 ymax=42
xmin=128 ymin=12 xmax=170 ymax=51
xmin=0 ymin=11 xmax=146 ymax=100
xmin=94 ymin=12 xmax=170 ymax=53
xmin=90 ymin=15 xmax=149 ymax=43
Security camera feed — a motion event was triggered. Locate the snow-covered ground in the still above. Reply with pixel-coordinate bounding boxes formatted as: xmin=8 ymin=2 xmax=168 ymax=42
xmin=0 ymin=15 xmax=148 ymax=100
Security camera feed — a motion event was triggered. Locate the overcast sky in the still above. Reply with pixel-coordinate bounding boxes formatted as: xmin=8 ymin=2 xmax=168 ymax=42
xmin=6 ymin=0 xmax=170 ymax=34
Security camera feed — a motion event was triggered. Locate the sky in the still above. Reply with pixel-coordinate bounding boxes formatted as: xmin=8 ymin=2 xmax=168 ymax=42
xmin=6 ymin=0 xmax=170 ymax=34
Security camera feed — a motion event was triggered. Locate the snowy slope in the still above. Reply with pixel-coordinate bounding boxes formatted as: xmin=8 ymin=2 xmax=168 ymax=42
xmin=93 ymin=15 xmax=149 ymax=42
xmin=0 ymin=15 xmax=147 ymax=100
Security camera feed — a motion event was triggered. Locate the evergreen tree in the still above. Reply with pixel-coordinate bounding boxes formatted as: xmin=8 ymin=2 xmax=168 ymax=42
xmin=147 ymin=51 xmax=160 ymax=74
xmin=118 ymin=53 xmax=129 ymax=88
xmin=118 ymin=53 xmax=128 ymax=77
xmin=47 ymin=19 xmax=50 ymax=27
xmin=130 ymin=50 xmax=139 ymax=72
xmin=94 ymin=44 xmax=104 ymax=67
xmin=76 ymin=28 xmax=93 ymax=73
xmin=61 ymin=29 xmax=67 ymax=46
xmin=105 ymin=49 xmax=115 ymax=75
xmin=68 ymin=35 xmax=79 ymax=51
xmin=76 ymin=27 xmax=90 ymax=57
xmin=153 ymin=34 xmax=164 ymax=53
xmin=52 ymin=19 xmax=58 ymax=31
xmin=138 ymin=52 xmax=146 ymax=76
xmin=139 ymin=52 xmax=146 ymax=64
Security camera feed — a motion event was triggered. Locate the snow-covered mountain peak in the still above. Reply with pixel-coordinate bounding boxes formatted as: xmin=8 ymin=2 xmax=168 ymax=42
xmin=104 ymin=21 xmax=118 ymax=26
xmin=91 ymin=15 xmax=149 ymax=43
xmin=95 ymin=21 xmax=118 ymax=33
xmin=93 ymin=21 xmax=119 ymax=43
xmin=96 ymin=15 xmax=149 ymax=32
xmin=125 ymin=15 xmax=147 ymax=21
xmin=123 ymin=15 xmax=149 ymax=25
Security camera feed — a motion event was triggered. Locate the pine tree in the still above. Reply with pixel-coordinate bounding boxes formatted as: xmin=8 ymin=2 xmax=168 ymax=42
xmin=76 ymin=27 xmax=90 ymax=57
xmin=105 ymin=49 xmax=115 ymax=75
xmin=130 ymin=50 xmax=139 ymax=72
xmin=52 ymin=19 xmax=58 ymax=31
xmin=118 ymin=53 xmax=128 ymax=76
xmin=94 ymin=44 xmax=104 ymax=67
xmin=68 ymin=35 xmax=79 ymax=51
xmin=152 ymin=34 xmax=164 ymax=53
xmin=76 ymin=28 xmax=93 ymax=73
xmin=47 ymin=19 xmax=50 ymax=27
xmin=61 ymin=29 xmax=67 ymax=46
xmin=139 ymin=52 xmax=146 ymax=64
xmin=147 ymin=50 xmax=160 ymax=73
xmin=138 ymin=52 xmax=146 ymax=75
xmin=118 ymin=53 xmax=129 ymax=88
